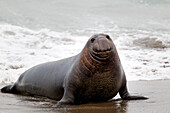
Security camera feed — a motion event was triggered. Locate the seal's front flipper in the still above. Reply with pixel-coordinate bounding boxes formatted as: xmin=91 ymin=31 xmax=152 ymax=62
xmin=57 ymin=80 xmax=75 ymax=105
xmin=121 ymin=95 xmax=148 ymax=100
xmin=57 ymin=98 xmax=74 ymax=105
xmin=1 ymin=85 xmax=18 ymax=94
xmin=57 ymin=91 xmax=74 ymax=105
xmin=119 ymin=82 xmax=148 ymax=100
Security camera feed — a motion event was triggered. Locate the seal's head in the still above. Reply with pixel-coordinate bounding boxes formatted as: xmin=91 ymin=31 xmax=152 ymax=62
xmin=87 ymin=34 xmax=116 ymax=62
xmin=78 ymin=34 xmax=119 ymax=75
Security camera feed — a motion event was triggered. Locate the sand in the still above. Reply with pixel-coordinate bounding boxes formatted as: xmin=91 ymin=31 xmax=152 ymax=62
xmin=0 ymin=80 xmax=170 ymax=113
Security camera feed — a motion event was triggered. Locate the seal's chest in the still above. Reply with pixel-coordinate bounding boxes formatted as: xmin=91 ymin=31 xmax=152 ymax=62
xmin=76 ymin=72 xmax=120 ymax=103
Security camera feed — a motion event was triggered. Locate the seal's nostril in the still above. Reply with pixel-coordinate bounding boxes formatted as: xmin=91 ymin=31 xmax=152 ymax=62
xmin=107 ymin=47 xmax=111 ymax=51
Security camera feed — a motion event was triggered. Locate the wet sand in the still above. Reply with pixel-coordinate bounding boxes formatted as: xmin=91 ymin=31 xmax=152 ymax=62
xmin=0 ymin=80 xmax=170 ymax=113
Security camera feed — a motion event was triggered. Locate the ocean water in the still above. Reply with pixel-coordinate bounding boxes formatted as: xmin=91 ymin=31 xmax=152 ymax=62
xmin=0 ymin=0 xmax=170 ymax=83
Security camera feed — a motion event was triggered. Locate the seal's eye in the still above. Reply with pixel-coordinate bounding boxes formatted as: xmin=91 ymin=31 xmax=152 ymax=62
xmin=106 ymin=35 xmax=111 ymax=40
xmin=91 ymin=38 xmax=95 ymax=43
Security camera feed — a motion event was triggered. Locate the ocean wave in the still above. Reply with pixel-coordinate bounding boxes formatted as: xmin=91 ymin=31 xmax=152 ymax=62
xmin=112 ymin=29 xmax=170 ymax=81
xmin=133 ymin=37 xmax=169 ymax=49
xmin=0 ymin=24 xmax=88 ymax=83
xmin=115 ymin=29 xmax=170 ymax=50
xmin=0 ymin=24 xmax=170 ymax=83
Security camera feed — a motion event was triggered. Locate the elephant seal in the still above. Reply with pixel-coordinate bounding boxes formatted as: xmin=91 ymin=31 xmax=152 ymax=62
xmin=1 ymin=34 xmax=148 ymax=105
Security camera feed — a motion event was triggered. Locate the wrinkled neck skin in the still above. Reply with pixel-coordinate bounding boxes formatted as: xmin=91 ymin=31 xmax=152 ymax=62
xmin=76 ymin=44 xmax=120 ymax=77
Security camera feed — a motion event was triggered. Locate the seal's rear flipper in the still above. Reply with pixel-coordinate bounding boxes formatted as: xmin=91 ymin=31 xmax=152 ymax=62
xmin=1 ymin=85 xmax=18 ymax=94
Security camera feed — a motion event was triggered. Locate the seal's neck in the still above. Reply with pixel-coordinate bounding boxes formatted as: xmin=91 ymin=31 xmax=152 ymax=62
xmin=77 ymin=47 xmax=120 ymax=77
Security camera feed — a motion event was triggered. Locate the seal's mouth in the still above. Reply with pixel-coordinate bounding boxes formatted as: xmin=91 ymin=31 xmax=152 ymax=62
xmin=90 ymin=49 xmax=113 ymax=62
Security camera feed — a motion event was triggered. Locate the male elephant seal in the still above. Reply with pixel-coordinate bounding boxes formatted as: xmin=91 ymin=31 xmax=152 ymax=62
xmin=1 ymin=34 xmax=148 ymax=105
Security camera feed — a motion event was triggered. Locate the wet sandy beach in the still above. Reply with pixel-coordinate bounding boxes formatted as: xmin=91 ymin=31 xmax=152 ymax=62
xmin=0 ymin=80 xmax=170 ymax=113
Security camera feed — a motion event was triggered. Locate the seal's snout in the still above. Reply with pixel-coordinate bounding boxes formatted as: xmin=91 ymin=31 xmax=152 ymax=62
xmin=93 ymin=37 xmax=112 ymax=52
xmin=89 ymin=34 xmax=114 ymax=61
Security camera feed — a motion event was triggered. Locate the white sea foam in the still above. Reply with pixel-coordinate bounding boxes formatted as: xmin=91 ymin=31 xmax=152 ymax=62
xmin=115 ymin=29 xmax=170 ymax=81
xmin=0 ymin=24 xmax=88 ymax=83
xmin=0 ymin=24 xmax=170 ymax=83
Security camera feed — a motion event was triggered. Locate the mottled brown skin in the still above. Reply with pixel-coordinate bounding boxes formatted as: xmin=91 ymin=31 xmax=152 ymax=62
xmin=1 ymin=34 xmax=148 ymax=105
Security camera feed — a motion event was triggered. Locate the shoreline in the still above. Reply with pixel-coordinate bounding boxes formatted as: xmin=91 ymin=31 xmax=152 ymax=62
xmin=0 ymin=79 xmax=170 ymax=113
